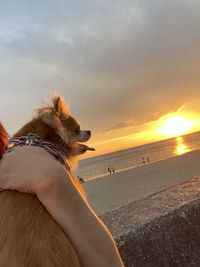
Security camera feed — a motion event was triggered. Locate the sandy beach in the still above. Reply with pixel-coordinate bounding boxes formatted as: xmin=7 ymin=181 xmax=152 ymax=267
xmin=83 ymin=149 xmax=200 ymax=215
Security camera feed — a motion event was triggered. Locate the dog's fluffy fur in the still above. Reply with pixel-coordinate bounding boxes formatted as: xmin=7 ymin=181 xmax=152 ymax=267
xmin=14 ymin=95 xmax=93 ymax=160
xmin=0 ymin=95 xmax=94 ymax=267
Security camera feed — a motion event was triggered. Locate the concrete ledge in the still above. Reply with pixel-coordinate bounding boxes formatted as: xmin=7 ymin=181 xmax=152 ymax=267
xmin=100 ymin=177 xmax=200 ymax=267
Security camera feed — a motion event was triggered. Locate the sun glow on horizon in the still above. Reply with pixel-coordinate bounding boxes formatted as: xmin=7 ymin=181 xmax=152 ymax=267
xmin=83 ymin=109 xmax=200 ymax=159
xmin=158 ymin=115 xmax=194 ymax=138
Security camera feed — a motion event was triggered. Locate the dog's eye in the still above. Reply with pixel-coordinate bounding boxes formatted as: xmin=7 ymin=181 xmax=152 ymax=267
xmin=75 ymin=127 xmax=80 ymax=134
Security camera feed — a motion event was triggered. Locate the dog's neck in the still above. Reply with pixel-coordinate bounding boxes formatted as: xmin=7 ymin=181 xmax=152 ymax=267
xmin=13 ymin=118 xmax=67 ymax=151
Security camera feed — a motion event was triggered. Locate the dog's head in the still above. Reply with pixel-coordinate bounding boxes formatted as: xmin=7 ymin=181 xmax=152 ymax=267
xmin=36 ymin=95 xmax=91 ymax=147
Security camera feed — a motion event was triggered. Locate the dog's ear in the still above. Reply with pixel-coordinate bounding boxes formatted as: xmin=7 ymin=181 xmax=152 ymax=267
xmin=35 ymin=94 xmax=70 ymax=143
xmin=37 ymin=109 xmax=68 ymax=141
xmin=52 ymin=96 xmax=69 ymax=119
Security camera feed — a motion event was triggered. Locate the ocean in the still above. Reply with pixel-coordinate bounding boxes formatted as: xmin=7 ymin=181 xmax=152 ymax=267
xmin=75 ymin=131 xmax=200 ymax=181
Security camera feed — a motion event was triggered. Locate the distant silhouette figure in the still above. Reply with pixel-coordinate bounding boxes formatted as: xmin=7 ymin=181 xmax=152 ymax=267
xmin=108 ymin=167 xmax=112 ymax=175
xmin=142 ymin=157 xmax=146 ymax=164
xmin=147 ymin=156 xmax=150 ymax=163
xmin=77 ymin=176 xmax=85 ymax=183
xmin=112 ymin=167 xmax=116 ymax=174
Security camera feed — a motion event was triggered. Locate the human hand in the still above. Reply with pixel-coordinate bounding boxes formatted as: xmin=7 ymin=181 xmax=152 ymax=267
xmin=0 ymin=145 xmax=68 ymax=194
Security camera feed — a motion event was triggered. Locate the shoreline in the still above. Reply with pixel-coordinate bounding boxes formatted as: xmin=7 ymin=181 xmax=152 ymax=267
xmin=84 ymin=149 xmax=200 ymax=214
xmin=84 ymin=148 xmax=200 ymax=182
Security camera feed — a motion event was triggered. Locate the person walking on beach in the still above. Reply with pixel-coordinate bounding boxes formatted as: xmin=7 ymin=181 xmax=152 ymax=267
xmin=112 ymin=167 xmax=116 ymax=174
xmin=142 ymin=157 xmax=146 ymax=164
xmin=108 ymin=166 xmax=112 ymax=175
xmin=77 ymin=176 xmax=85 ymax=183
xmin=147 ymin=156 xmax=150 ymax=163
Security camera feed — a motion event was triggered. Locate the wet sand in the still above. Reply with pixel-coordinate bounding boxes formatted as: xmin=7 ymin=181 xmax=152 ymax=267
xmin=83 ymin=149 xmax=200 ymax=215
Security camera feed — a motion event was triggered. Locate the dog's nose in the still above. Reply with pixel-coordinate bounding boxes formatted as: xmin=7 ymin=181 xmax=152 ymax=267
xmin=86 ymin=130 xmax=91 ymax=136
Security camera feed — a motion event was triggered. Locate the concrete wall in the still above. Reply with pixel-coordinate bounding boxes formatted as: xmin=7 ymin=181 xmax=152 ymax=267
xmin=101 ymin=177 xmax=200 ymax=267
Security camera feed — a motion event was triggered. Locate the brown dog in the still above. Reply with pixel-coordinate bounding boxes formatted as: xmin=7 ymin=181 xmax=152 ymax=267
xmin=0 ymin=95 xmax=94 ymax=267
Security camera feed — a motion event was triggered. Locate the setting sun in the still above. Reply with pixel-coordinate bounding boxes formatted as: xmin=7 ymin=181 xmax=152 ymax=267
xmin=86 ymin=109 xmax=200 ymax=157
xmin=159 ymin=116 xmax=193 ymax=137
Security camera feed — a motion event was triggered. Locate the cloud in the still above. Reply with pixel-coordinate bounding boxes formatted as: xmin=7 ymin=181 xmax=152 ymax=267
xmin=1 ymin=0 xmax=200 ymax=134
xmin=105 ymin=120 xmax=136 ymax=133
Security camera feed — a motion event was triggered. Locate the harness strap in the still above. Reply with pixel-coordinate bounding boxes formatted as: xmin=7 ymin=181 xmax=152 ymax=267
xmin=7 ymin=133 xmax=72 ymax=171
xmin=0 ymin=134 xmax=73 ymax=193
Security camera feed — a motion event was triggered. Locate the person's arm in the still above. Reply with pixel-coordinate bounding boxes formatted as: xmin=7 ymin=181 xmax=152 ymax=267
xmin=37 ymin=170 xmax=124 ymax=267
xmin=0 ymin=146 xmax=124 ymax=267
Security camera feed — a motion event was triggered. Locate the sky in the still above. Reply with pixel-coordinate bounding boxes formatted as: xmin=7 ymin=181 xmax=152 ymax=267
xmin=0 ymin=0 xmax=200 ymax=157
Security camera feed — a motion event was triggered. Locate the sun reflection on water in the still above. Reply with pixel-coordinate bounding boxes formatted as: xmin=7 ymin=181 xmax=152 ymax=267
xmin=175 ymin=136 xmax=191 ymax=155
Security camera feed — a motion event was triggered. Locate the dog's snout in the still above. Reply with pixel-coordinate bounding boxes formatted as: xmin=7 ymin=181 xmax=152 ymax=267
xmin=86 ymin=130 xmax=91 ymax=136
xmin=78 ymin=130 xmax=91 ymax=142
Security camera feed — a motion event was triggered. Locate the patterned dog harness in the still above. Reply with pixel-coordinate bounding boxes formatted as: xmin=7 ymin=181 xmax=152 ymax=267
xmin=6 ymin=133 xmax=72 ymax=171
xmin=0 ymin=134 xmax=72 ymax=192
